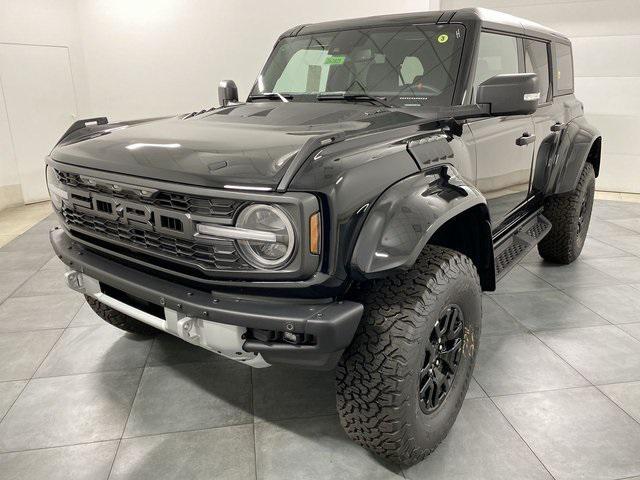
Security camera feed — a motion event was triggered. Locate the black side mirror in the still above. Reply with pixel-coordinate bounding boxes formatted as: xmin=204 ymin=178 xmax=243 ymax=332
xmin=476 ymin=73 xmax=539 ymax=116
xmin=218 ymin=80 xmax=238 ymax=107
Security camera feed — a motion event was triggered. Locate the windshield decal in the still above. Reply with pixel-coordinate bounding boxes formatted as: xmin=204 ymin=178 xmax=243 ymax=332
xmin=324 ymin=55 xmax=346 ymax=65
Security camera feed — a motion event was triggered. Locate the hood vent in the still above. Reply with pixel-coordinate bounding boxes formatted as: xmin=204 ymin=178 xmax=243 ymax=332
xmin=182 ymin=108 xmax=214 ymax=120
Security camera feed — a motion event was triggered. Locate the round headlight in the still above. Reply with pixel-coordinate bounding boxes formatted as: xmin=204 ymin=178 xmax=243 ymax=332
xmin=236 ymin=204 xmax=295 ymax=269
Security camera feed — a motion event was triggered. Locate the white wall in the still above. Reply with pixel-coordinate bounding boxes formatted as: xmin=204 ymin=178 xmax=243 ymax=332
xmin=0 ymin=0 xmax=91 ymax=209
xmin=76 ymin=0 xmax=429 ymax=121
xmin=440 ymin=0 xmax=640 ymax=193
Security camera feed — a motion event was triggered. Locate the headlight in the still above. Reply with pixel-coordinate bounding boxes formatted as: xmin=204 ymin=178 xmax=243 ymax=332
xmin=235 ymin=204 xmax=295 ymax=269
xmin=46 ymin=166 xmax=68 ymax=210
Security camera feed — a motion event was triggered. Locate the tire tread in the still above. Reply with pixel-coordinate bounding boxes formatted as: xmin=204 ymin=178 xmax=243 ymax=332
xmin=86 ymin=296 xmax=157 ymax=335
xmin=336 ymin=245 xmax=480 ymax=465
xmin=538 ymin=162 xmax=595 ymax=264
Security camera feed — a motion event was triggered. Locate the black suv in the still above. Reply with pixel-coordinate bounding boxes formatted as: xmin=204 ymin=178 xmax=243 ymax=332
xmin=47 ymin=8 xmax=601 ymax=465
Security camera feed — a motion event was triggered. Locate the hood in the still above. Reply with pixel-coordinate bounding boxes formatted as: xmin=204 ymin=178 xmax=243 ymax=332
xmin=51 ymin=102 xmax=427 ymax=189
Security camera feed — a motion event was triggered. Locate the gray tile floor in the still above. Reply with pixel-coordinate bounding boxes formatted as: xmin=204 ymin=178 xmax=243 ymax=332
xmin=1 ymin=199 xmax=640 ymax=480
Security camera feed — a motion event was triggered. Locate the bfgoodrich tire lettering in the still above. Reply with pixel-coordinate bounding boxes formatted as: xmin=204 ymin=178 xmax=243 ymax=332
xmin=336 ymin=245 xmax=481 ymax=466
xmin=86 ymin=296 xmax=158 ymax=335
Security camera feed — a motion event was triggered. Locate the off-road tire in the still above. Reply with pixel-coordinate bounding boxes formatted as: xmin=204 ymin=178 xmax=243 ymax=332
xmin=86 ymin=296 xmax=158 ymax=335
xmin=538 ymin=162 xmax=595 ymax=264
xmin=336 ymin=245 xmax=482 ymax=466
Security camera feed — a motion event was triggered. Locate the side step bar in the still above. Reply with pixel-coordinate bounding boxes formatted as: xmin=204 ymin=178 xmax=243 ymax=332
xmin=493 ymin=212 xmax=552 ymax=281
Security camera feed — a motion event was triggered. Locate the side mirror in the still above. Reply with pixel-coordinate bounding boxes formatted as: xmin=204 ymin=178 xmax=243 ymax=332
xmin=476 ymin=73 xmax=539 ymax=116
xmin=218 ymin=80 xmax=238 ymax=107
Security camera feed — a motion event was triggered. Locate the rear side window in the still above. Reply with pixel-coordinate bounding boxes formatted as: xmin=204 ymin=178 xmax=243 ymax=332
xmin=473 ymin=32 xmax=519 ymax=97
xmin=524 ymin=40 xmax=550 ymax=104
xmin=554 ymin=43 xmax=574 ymax=94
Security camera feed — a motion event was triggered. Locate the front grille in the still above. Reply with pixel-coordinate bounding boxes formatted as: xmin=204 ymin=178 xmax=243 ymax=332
xmin=55 ymin=170 xmax=244 ymax=218
xmin=62 ymin=206 xmax=252 ymax=272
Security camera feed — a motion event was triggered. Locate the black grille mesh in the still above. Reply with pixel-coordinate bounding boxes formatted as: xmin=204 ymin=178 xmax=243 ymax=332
xmin=62 ymin=207 xmax=252 ymax=272
xmin=55 ymin=170 xmax=244 ymax=218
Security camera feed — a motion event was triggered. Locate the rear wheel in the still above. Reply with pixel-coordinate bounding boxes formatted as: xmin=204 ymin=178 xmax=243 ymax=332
xmin=336 ymin=245 xmax=481 ymax=466
xmin=86 ymin=296 xmax=157 ymax=335
xmin=538 ymin=162 xmax=595 ymax=264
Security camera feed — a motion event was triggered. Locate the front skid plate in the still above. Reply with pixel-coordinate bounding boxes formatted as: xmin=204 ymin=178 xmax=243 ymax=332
xmin=64 ymin=269 xmax=270 ymax=368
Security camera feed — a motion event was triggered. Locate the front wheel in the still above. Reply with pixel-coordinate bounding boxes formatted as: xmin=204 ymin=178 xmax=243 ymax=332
xmin=86 ymin=296 xmax=158 ymax=335
xmin=336 ymin=245 xmax=481 ymax=466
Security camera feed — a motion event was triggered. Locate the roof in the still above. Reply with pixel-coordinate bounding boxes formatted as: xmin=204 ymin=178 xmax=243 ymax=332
xmin=292 ymin=7 xmax=569 ymax=43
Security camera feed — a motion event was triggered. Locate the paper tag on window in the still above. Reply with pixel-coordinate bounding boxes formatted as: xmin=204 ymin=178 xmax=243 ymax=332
xmin=324 ymin=55 xmax=346 ymax=65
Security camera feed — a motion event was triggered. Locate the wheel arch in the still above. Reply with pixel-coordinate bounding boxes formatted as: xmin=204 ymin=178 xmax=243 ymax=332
xmin=548 ymin=116 xmax=602 ymax=195
xmin=585 ymin=135 xmax=602 ymax=178
xmin=427 ymin=203 xmax=495 ymax=291
xmin=350 ymin=166 xmax=496 ymax=291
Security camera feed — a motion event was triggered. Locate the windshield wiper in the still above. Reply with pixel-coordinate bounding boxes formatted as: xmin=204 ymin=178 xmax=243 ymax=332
xmin=247 ymin=92 xmax=293 ymax=102
xmin=317 ymin=92 xmax=391 ymax=108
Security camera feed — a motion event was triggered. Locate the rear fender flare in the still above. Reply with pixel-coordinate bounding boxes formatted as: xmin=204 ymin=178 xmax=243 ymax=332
xmin=350 ymin=165 xmax=488 ymax=277
xmin=548 ymin=117 xmax=601 ymax=195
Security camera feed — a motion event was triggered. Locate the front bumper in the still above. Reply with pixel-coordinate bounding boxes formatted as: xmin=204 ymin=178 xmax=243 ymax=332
xmin=51 ymin=228 xmax=363 ymax=369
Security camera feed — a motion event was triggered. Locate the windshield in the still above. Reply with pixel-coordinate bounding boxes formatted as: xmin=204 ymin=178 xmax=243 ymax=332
xmin=251 ymin=24 xmax=466 ymax=108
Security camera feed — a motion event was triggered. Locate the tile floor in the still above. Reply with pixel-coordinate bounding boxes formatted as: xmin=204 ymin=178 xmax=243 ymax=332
xmin=1 ymin=199 xmax=640 ymax=479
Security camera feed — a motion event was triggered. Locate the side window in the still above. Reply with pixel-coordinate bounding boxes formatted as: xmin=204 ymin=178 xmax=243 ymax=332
xmin=473 ymin=32 xmax=519 ymax=96
xmin=524 ymin=40 xmax=550 ymax=104
xmin=554 ymin=43 xmax=574 ymax=94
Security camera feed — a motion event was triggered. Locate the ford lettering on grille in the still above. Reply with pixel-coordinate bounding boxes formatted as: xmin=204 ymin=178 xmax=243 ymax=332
xmin=67 ymin=187 xmax=195 ymax=240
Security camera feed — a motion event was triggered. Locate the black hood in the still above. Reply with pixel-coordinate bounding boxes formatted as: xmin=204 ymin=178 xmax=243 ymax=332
xmin=51 ymin=102 xmax=431 ymax=189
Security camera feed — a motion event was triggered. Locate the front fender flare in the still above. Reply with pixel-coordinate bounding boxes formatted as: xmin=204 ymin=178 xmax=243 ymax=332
xmin=350 ymin=166 xmax=487 ymax=277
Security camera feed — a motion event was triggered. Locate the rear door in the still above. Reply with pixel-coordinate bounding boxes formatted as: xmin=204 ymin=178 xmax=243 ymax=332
xmin=524 ymin=38 xmax=562 ymax=195
xmin=467 ymin=32 xmax=536 ymax=229
xmin=528 ymin=41 xmax=582 ymax=194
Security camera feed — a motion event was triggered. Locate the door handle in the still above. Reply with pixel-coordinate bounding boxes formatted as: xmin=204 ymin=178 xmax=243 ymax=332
xmin=550 ymin=122 xmax=566 ymax=132
xmin=516 ymin=132 xmax=536 ymax=146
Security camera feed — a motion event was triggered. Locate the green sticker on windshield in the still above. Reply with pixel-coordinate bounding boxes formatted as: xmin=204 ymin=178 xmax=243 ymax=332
xmin=437 ymin=34 xmax=449 ymax=43
xmin=324 ymin=55 xmax=346 ymax=65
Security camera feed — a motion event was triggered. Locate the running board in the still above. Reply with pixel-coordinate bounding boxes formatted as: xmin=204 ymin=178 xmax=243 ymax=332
xmin=493 ymin=213 xmax=551 ymax=281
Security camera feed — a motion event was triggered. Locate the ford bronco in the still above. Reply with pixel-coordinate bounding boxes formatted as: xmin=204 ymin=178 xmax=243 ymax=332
xmin=47 ymin=8 xmax=601 ymax=465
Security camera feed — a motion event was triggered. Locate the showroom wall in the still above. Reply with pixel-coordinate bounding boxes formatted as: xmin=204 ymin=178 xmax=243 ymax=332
xmin=440 ymin=0 xmax=640 ymax=192
xmin=0 ymin=0 xmax=91 ymax=208
xmin=75 ymin=0 xmax=430 ymax=121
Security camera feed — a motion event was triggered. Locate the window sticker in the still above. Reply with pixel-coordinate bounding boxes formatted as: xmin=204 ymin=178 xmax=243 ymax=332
xmin=324 ymin=55 xmax=346 ymax=65
xmin=437 ymin=34 xmax=449 ymax=44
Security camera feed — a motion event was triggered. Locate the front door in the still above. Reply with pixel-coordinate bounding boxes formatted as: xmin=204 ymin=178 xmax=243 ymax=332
xmin=468 ymin=32 xmax=536 ymax=229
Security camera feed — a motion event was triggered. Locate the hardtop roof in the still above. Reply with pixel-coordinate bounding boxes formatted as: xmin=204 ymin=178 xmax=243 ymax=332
xmin=291 ymin=8 xmax=569 ymax=43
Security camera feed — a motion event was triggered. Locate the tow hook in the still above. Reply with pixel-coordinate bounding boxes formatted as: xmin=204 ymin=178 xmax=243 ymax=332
xmin=177 ymin=317 xmax=201 ymax=341
xmin=64 ymin=270 xmax=84 ymax=292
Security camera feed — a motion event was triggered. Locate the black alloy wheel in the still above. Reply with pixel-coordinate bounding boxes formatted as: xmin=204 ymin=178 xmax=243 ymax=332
xmin=576 ymin=187 xmax=593 ymax=238
xmin=419 ymin=305 xmax=464 ymax=414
